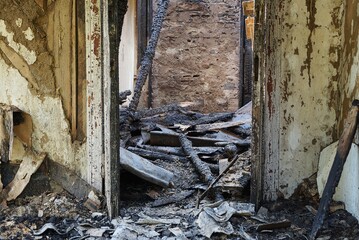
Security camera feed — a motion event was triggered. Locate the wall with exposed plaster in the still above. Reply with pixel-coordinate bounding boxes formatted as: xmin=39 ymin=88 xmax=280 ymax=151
xmin=316 ymin=0 xmax=359 ymax=220
xmin=253 ymin=0 xmax=344 ymax=200
xmin=0 ymin=1 xmax=87 ymax=182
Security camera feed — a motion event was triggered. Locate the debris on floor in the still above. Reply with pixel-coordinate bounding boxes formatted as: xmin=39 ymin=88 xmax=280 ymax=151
xmin=1 ymin=100 xmax=359 ymax=239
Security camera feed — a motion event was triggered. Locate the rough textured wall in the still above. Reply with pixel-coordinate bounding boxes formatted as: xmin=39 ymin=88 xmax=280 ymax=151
xmin=253 ymin=0 xmax=343 ymax=200
xmin=151 ymin=0 xmax=241 ymax=113
xmin=0 ymin=1 xmax=86 ymax=179
xmin=338 ymin=0 xmax=359 ymax=131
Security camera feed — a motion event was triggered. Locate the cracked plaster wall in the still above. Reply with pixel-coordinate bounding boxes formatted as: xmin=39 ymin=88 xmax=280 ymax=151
xmin=255 ymin=0 xmax=344 ymax=200
xmin=0 ymin=1 xmax=86 ymax=180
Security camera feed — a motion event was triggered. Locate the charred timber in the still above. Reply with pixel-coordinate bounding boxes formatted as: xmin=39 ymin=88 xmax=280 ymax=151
xmin=127 ymin=0 xmax=169 ymax=116
xmin=134 ymin=103 xmax=187 ymax=120
xmin=127 ymin=147 xmax=187 ymax=162
xmin=179 ymin=134 xmax=214 ymax=183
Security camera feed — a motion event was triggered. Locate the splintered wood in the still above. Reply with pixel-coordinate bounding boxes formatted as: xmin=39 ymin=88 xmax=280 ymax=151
xmin=120 ymin=99 xmax=253 ymax=204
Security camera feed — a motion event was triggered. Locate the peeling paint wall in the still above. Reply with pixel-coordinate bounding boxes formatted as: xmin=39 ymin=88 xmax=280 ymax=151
xmin=338 ymin=0 xmax=359 ymax=130
xmin=151 ymin=0 xmax=241 ymax=113
xmin=254 ymin=0 xmax=344 ymax=200
xmin=0 ymin=1 xmax=87 ymax=181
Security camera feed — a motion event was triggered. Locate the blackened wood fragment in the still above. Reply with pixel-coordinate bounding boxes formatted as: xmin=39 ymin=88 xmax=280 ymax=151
xmin=134 ymin=103 xmax=187 ymax=120
xmin=310 ymin=100 xmax=359 ymax=240
xmin=127 ymin=147 xmax=187 ymax=162
xmin=185 ymin=112 xmax=234 ymax=126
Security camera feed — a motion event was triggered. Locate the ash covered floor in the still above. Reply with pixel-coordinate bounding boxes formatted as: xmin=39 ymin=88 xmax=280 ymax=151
xmin=1 ymin=185 xmax=359 ymax=239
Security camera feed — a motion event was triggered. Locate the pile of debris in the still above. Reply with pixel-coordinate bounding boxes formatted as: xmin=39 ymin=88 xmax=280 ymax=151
xmin=120 ymin=91 xmax=252 ymax=202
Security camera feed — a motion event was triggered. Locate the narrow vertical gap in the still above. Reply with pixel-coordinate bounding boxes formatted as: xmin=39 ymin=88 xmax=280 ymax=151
xmin=238 ymin=0 xmax=245 ymax=108
xmin=147 ymin=0 xmax=154 ymax=108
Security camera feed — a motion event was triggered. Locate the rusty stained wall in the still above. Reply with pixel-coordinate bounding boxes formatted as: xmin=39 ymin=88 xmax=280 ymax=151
xmin=150 ymin=0 xmax=241 ymax=113
xmin=338 ymin=0 xmax=359 ymax=130
xmin=254 ymin=0 xmax=344 ymax=200
xmin=0 ymin=1 xmax=87 ymax=180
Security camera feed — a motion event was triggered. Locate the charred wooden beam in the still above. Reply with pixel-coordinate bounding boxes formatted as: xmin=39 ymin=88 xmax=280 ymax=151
xmin=127 ymin=147 xmax=187 ymax=162
xmin=194 ymin=120 xmax=245 ymax=132
xmin=179 ymin=134 xmax=214 ymax=183
xmin=310 ymin=100 xmax=359 ymax=240
xmin=134 ymin=103 xmax=187 ymax=120
xmin=138 ymin=145 xmax=221 ymax=157
xmin=150 ymin=131 xmax=228 ymax=147
xmin=126 ymin=0 xmax=169 ymax=118
xmin=185 ymin=112 xmax=234 ymax=126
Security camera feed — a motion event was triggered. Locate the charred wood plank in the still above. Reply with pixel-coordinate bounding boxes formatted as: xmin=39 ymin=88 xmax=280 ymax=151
xmin=152 ymin=190 xmax=195 ymax=207
xmin=215 ymin=139 xmax=251 ymax=148
xmin=138 ymin=145 xmax=221 ymax=157
xmin=184 ymin=112 xmax=234 ymax=126
xmin=139 ymin=145 xmax=186 ymax=156
xmin=133 ymin=103 xmax=187 ymax=120
xmin=179 ymin=134 xmax=214 ymax=183
xmin=194 ymin=120 xmax=245 ymax=132
xmin=310 ymin=100 xmax=359 ymax=240
xmin=127 ymin=146 xmax=187 ymax=162
xmin=120 ymin=147 xmax=174 ymax=188
xmin=150 ymin=131 xmax=228 ymax=147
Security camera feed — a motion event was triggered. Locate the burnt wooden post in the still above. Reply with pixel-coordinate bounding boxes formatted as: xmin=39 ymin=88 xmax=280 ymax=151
xmin=127 ymin=0 xmax=169 ymax=116
xmin=103 ymin=0 xmax=127 ymax=218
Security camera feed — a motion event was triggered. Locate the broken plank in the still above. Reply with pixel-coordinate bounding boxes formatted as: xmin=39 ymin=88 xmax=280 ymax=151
xmin=134 ymin=103 xmax=187 ymax=120
xmin=120 ymin=147 xmax=174 ymax=188
xmin=256 ymin=219 xmax=291 ymax=231
xmin=152 ymin=190 xmax=195 ymax=207
xmin=48 ymin=159 xmax=102 ymax=200
xmin=194 ymin=120 xmax=245 ymax=132
xmin=139 ymin=145 xmax=221 ymax=157
xmin=139 ymin=145 xmax=185 ymax=156
xmin=150 ymin=131 xmax=228 ymax=147
xmin=127 ymin=147 xmax=187 ymax=162
xmin=185 ymin=112 xmax=234 ymax=126
xmin=215 ymin=139 xmax=251 ymax=147
xmin=1 ymin=150 xmax=46 ymax=202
